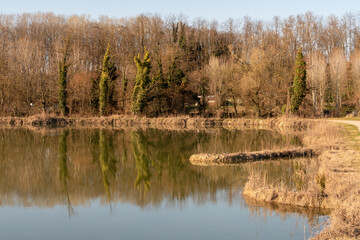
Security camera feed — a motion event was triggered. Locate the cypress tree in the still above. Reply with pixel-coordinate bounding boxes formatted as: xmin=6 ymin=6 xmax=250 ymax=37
xmin=168 ymin=57 xmax=186 ymax=86
xmin=151 ymin=59 xmax=166 ymax=116
xmin=178 ymin=22 xmax=187 ymax=50
xmin=121 ymin=72 xmax=128 ymax=111
xmin=172 ymin=23 xmax=178 ymax=44
xmin=99 ymin=43 xmax=117 ymax=116
xmin=290 ymin=47 xmax=307 ymax=113
xmin=107 ymin=60 xmax=118 ymax=109
xmin=131 ymin=47 xmax=151 ymax=114
xmin=153 ymin=59 xmax=166 ymax=88
xmin=58 ymin=42 xmax=70 ymax=117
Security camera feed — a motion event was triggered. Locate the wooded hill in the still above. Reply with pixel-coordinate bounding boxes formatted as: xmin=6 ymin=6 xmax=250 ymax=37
xmin=0 ymin=12 xmax=359 ymax=117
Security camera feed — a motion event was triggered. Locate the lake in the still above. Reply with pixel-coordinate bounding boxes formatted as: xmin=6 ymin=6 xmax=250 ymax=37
xmin=0 ymin=128 xmax=327 ymax=239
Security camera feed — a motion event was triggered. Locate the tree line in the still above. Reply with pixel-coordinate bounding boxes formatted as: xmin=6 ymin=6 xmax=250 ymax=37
xmin=0 ymin=12 xmax=360 ymax=117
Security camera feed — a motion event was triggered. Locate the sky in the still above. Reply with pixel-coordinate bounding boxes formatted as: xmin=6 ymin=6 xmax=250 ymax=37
xmin=0 ymin=0 xmax=359 ymax=22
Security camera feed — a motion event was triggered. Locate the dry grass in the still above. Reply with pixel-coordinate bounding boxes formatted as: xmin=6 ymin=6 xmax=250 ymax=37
xmin=302 ymin=121 xmax=344 ymax=152
xmin=190 ymin=148 xmax=315 ymax=166
xmin=311 ymin=150 xmax=360 ymax=239
xmin=242 ymin=120 xmax=360 ymax=239
xmin=313 ymin=196 xmax=360 ymax=239
xmin=243 ymin=165 xmax=327 ymax=209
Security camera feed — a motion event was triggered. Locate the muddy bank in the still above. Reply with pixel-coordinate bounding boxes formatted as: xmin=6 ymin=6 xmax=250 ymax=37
xmin=0 ymin=115 xmax=314 ymax=130
xmin=189 ymin=148 xmax=315 ymax=166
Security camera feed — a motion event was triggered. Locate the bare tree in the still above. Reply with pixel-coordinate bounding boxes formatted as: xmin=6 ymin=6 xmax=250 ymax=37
xmin=329 ymin=48 xmax=347 ymax=112
xmin=307 ymin=51 xmax=327 ymax=116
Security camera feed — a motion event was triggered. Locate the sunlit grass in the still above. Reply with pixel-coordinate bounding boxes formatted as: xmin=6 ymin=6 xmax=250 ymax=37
xmin=329 ymin=117 xmax=360 ymax=121
xmin=339 ymin=124 xmax=360 ymax=151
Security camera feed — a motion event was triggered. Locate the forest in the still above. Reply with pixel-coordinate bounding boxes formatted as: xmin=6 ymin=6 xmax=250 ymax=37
xmin=0 ymin=12 xmax=359 ymax=117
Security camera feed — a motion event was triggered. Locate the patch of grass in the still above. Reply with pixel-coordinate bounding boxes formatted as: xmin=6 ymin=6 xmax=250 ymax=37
xmin=302 ymin=121 xmax=343 ymax=151
xmin=329 ymin=117 xmax=360 ymax=121
xmin=340 ymin=124 xmax=360 ymax=151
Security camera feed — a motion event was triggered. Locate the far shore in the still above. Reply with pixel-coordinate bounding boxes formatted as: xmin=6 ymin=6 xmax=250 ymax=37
xmin=0 ymin=115 xmax=316 ymax=131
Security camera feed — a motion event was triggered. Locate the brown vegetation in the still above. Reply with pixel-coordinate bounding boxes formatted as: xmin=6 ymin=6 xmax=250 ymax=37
xmin=241 ymin=121 xmax=360 ymax=239
xmin=189 ymin=148 xmax=314 ymax=166
xmin=1 ymin=13 xmax=360 ymax=117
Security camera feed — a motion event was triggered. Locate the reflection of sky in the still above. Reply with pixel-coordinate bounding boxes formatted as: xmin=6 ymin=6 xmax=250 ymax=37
xmin=0 ymin=191 xmax=325 ymax=240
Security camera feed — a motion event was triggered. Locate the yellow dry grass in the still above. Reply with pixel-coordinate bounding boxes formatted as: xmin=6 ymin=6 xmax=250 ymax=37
xmin=243 ymin=120 xmax=360 ymax=239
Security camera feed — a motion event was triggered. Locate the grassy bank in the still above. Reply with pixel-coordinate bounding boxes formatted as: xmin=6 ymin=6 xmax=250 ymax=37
xmin=242 ymin=120 xmax=360 ymax=239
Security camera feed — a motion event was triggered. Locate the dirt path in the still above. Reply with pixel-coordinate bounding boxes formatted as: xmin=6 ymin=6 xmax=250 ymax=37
xmin=330 ymin=119 xmax=360 ymax=131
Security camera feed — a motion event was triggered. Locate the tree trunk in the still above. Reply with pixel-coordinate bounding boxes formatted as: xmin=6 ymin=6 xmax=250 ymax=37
xmin=312 ymin=90 xmax=317 ymax=115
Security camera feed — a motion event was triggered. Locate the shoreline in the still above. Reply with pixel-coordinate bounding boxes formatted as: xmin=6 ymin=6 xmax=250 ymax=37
xmin=0 ymin=115 xmax=314 ymax=131
xmin=189 ymin=148 xmax=315 ymax=166
xmin=241 ymin=120 xmax=360 ymax=239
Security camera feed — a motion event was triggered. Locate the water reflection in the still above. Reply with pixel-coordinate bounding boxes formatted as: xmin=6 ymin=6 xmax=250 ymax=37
xmin=0 ymin=128 xmax=303 ymax=206
xmin=0 ymin=128 xmax=320 ymax=215
xmin=132 ymin=131 xmax=152 ymax=190
xmin=0 ymin=127 xmax=329 ymax=239
xmin=57 ymin=129 xmax=75 ymax=217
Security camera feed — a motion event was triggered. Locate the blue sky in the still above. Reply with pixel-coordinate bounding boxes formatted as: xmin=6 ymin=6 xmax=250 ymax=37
xmin=0 ymin=0 xmax=359 ymax=22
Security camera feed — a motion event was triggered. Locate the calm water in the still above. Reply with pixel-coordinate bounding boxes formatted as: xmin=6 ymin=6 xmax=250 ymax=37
xmin=0 ymin=128 xmax=327 ymax=240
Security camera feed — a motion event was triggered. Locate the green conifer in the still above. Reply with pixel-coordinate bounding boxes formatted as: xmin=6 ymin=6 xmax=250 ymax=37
xmin=58 ymin=42 xmax=70 ymax=117
xmin=99 ymin=43 xmax=117 ymax=115
xmin=290 ymin=47 xmax=307 ymax=113
xmin=168 ymin=57 xmax=186 ymax=86
xmin=153 ymin=59 xmax=166 ymax=88
xmin=131 ymin=47 xmax=151 ymax=114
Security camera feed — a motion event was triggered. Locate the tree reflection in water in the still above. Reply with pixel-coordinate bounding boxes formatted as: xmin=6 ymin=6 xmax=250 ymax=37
xmin=58 ymin=129 xmax=75 ymax=217
xmin=0 ymin=127 xmax=325 ymax=227
xmin=132 ymin=131 xmax=151 ymax=191
xmin=90 ymin=129 xmax=117 ymax=211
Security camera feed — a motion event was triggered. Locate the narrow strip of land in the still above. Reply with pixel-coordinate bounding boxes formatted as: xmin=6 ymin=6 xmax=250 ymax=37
xmin=189 ymin=148 xmax=314 ymax=166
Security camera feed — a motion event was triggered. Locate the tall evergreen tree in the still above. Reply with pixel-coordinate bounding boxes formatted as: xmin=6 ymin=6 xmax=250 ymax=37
xmin=151 ymin=59 xmax=166 ymax=116
xmin=121 ymin=72 xmax=128 ymax=111
xmin=178 ymin=22 xmax=187 ymax=50
xmin=168 ymin=57 xmax=186 ymax=86
xmin=172 ymin=23 xmax=178 ymax=44
xmin=132 ymin=47 xmax=151 ymax=114
xmin=107 ymin=60 xmax=118 ymax=109
xmin=58 ymin=41 xmax=70 ymax=117
xmin=290 ymin=48 xmax=307 ymax=113
xmin=99 ymin=43 xmax=117 ymax=116
xmin=153 ymin=59 xmax=166 ymax=88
